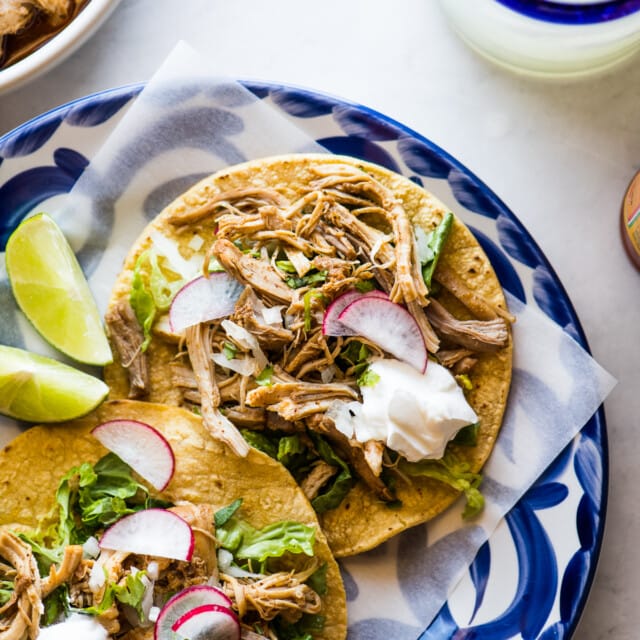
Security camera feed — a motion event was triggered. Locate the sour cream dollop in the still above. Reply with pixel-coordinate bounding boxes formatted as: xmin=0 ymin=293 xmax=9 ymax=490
xmin=38 ymin=614 xmax=109 ymax=640
xmin=331 ymin=358 xmax=478 ymax=462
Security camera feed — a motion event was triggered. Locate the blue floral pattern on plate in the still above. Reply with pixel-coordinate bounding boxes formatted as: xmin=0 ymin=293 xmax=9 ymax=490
xmin=0 ymin=82 xmax=607 ymax=639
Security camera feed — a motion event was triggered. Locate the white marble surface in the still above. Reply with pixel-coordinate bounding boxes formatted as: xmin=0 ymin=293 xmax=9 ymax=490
xmin=1 ymin=1 xmax=639 ymax=637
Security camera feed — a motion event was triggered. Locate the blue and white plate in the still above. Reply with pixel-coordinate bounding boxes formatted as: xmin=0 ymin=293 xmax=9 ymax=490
xmin=0 ymin=83 xmax=607 ymax=639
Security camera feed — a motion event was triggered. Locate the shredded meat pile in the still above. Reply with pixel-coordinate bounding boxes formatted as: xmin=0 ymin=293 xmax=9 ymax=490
xmin=0 ymin=500 xmax=323 ymax=639
xmin=109 ymin=163 xmax=511 ymax=499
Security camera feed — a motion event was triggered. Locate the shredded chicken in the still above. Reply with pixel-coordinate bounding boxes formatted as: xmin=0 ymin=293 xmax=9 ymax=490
xmin=300 ymin=461 xmax=338 ymax=501
xmin=186 ymin=323 xmax=250 ymax=456
xmin=0 ymin=530 xmax=42 ymax=640
xmin=128 ymin=162 xmax=511 ymax=509
xmin=221 ymin=561 xmax=322 ymax=622
xmin=425 ymin=298 xmax=510 ymax=352
xmin=41 ymin=545 xmax=83 ymax=598
xmin=105 ymin=301 xmax=148 ymax=399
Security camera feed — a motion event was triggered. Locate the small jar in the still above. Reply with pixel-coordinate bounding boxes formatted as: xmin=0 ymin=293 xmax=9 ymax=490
xmin=621 ymin=171 xmax=640 ymax=270
xmin=437 ymin=0 xmax=640 ymax=78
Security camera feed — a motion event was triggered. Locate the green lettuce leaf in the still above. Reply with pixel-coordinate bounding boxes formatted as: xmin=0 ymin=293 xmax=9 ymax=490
xmin=401 ymin=450 xmax=484 ymax=518
xmin=129 ymin=250 xmax=185 ymax=351
xmin=82 ymin=569 xmax=148 ymax=620
xmin=21 ymin=454 xmax=170 ymax=571
xmin=309 ymin=435 xmax=354 ymax=515
xmin=217 ymin=518 xmax=316 ymax=564
xmin=419 ymin=211 xmax=453 ymax=288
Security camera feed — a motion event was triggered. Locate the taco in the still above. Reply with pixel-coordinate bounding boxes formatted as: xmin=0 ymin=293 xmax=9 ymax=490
xmin=103 ymin=154 xmax=513 ymax=557
xmin=0 ymin=399 xmax=347 ymax=639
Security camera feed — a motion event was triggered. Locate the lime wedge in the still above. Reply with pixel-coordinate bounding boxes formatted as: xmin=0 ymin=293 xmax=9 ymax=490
xmin=5 ymin=213 xmax=113 ymax=365
xmin=0 ymin=345 xmax=109 ymax=422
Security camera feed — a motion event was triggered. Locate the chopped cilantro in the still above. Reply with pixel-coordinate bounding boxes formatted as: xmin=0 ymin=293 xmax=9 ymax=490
xmin=357 ymin=367 xmax=380 ymax=388
xmin=255 ymin=365 xmax=274 ymax=386
xmin=223 ymin=341 xmax=238 ymax=360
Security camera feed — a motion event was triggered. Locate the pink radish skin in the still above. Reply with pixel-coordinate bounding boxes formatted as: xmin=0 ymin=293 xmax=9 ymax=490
xmin=169 ymin=273 xmax=244 ymax=333
xmin=338 ymin=296 xmax=427 ymax=372
xmin=171 ymin=604 xmax=239 ymax=640
xmin=91 ymin=419 xmax=175 ymax=491
xmin=155 ymin=585 xmax=234 ymax=640
xmin=100 ymin=509 xmax=194 ymax=561
xmin=322 ymin=289 xmax=388 ymax=336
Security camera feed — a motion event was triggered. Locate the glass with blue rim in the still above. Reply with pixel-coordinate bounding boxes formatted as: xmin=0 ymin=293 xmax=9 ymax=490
xmin=437 ymin=0 xmax=640 ymax=78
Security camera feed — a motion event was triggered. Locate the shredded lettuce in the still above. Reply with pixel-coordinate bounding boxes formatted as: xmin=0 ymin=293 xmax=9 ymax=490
xmin=337 ymin=340 xmax=370 ymax=377
xmin=451 ymin=422 xmax=480 ymax=447
xmin=303 ymin=290 xmax=325 ymax=332
xmin=239 ymin=429 xmax=355 ymax=515
xmin=20 ymin=454 xmax=170 ymax=572
xmin=82 ymin=569 xmax=148 ymax=620
xmin=130 ymin=252 xmax=156 ymax=352
xmin=0 ymin=580 xmax=14 ymax=607
xmin=43 ymin=585 xmax=69 ymax=626
xmin=357 ymin=366 xmax=380 ymax=388
xmin=309 ymin=435 xmax=354 ymax=515
xmin=129 ymin=249 xmax=185 ymax=351
xmin=273 ymin=613 xmax=326 ymax=640
xmin=214 ymin=498 xmax=243 ymax=528
xmin=401 ymin=450 xmax=484 ymax=518
xmin=217 ymin=516 xmax=316 ymax=566
xmin=418 ymin=211 xmax=453 ymax=289
xmin=285 ymin=270 xmax=327 ymax=290
xmin=255 ymin=365 xmax=274 ymax=387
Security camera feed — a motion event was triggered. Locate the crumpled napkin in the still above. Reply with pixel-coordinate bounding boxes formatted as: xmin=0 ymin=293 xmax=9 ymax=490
xmin=0 ymin=42 xmax=616 ymax=636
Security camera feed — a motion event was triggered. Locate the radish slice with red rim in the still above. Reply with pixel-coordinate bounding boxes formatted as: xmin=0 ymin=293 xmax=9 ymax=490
xmin=100 ymin=509 xmax=194 ymax=561
xmin=169 ymin=273 xmax=244 ymax=333
xmin=338 ymin=296 xmax=427 ymax=372
xmin=322 ymin=289 xmax=388 ymax=336
xmin=91 ymin=419 xmax=175 ymax=491
xmin=155 ymin=585 xmax=234 ymax=640
xmin=171 ymin=604 xmax=239 ymax=640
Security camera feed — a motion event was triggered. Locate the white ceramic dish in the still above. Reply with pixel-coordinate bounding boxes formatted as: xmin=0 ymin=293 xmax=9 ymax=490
xmin=0 ymin=0 xmax=121 ymax=95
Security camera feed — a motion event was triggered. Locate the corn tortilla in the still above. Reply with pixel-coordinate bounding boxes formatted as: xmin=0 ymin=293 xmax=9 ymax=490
xmin=104 ymin=154 xmax=513 ymax=557
xmin=0 ymin=399 xmax=347 ymax=640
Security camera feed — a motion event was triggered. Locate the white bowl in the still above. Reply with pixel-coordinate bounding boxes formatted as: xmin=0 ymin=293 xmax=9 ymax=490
xmin=0 ymin=0 xmax=121 ymax=95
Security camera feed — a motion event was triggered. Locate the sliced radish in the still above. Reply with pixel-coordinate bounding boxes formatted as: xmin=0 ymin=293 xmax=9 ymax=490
xmin=338 ymin=296 xmax=427 ymax=372
xmin=322 ymin=289 xmax=388 ymax=336
xmin=171 ymin=604 xmax=239 ymax=640
xmin=169 ymin=273 xmax=244 ymax=333
xmin=100 ymin=509 xmax=194 ymax=561
xmin=91 ymin=419 xmax=175 ymax=491
xmin=155 ymin=585 xmax=233 ymax=640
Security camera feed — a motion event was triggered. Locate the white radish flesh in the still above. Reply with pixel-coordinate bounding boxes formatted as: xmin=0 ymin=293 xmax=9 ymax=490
xmin=322 ymin=289 xmax=388 ymax=336
xmin=169 ymin=273 xmax=244 ymax=333
xmin=91 ymin=419 xmax=175 ymax=491
xmin=338 ymin=296 xmax=427 ymax=372
xmin=100 ymin=509 xmax=194 ymax=561
xmin=171 ymin=604 xmax=239 ymax=640
xmin=154 ymin=585 xmax=233 ymax=640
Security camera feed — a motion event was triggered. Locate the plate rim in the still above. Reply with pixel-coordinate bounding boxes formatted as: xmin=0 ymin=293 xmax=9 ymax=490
xmin=0 ymin=80 xmax=609 ymax=638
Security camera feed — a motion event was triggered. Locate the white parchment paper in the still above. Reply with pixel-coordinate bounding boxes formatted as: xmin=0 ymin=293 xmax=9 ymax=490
xmin=1 ymin=42 xmax=617 ymax=636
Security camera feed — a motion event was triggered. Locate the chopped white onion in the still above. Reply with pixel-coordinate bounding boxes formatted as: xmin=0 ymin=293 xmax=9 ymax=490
xmin=212 ymin=352 xmax=257 ymax=376
xmin=188 ymin=234 xmax=205 ymax=251
xmin=414 ymin=226 xmax=434 ymax=265
xmin=148 ymin=607 xmax=161 ymax=623
xmin=260 ymin=305 xmax=285 ymax=327
xmin=320 ymin=364 xmax=337 ymax=384
xmin=217 ymin=548 xmax=265 ymax=579
xmin=146 ymin=561 xmax=159 ymax=580
xmin=82 ymin=536 xmax=100 ymax=559
xmin=221 ymin=320 xmax=268 ymax=373
xmin=370 ymin=233 xmax=394 ymax=266
xmin=88 ymin=559 xmax=106 ymax=592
